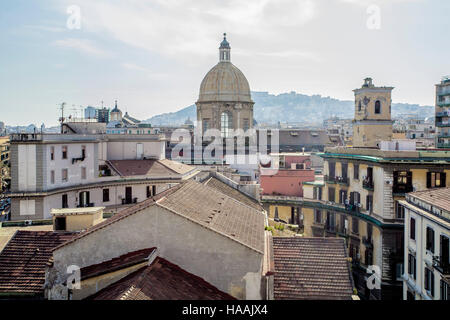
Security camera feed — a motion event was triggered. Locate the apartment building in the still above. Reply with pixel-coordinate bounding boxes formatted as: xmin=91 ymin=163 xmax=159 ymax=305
xmin=436 ymin=76 xmax=450 ymax=149
xmin=299 ymin=78 xmax=450 ymax=300
xmin=8 ymin=133 xmax=198 ymax=220
xmin=0 ymin=137 xmax=10 ymax=192
xmin=400 ymin=188 xmax=450 ymax=300
xmin=260 ymin=153 xmax=314 ymax=225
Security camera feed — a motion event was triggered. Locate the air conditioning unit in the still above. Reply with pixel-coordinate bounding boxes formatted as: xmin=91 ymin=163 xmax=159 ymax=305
xmin=24 ymin=220 xmax=32 ymax=226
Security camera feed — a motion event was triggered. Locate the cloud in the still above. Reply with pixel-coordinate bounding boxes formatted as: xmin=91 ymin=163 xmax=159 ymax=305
xmin=54 ymin=0 xmax=318 ymax=61
xmin=53 ymin=38 xmax=111 ymax=57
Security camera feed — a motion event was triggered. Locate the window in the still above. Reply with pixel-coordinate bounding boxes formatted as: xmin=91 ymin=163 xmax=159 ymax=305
xmin=341 ymin=163 xmax=348 ymax=179
xmin=328 ymin=187 xmax=336 ymax=202
xmin=427 ymin=172 xmax=446 ymax=188
xmin=314 ymin=210 xmax=322 ymax=224
xmin=393 ymin=171 xmax=413 ymax=193
xmin=79 ymin=191 xmax=90 ymax=207
xmin=50 ymin=170 xmax=55 ymax=184
xmin=220 ymin=112 xmax=232 ymax=138
xmin=326 ymin=212 xmax=335 ymax=231
xmin=62 ymin=169 xmax=68 ymax=182
xmin=365 ymin=249 xmax=373 ymax=266
xmin=103 ymin=189 xmax=110 ymax=202
xmin=328 ymin=162 xmax=336 ymax=179
xmin=54 ymin=217 xmax=66 ymax=231
xmin=354 ymin=164 xmax=359 ymax=180
xmin=424 ymin=268 xmax=435 ymax=297
xmin=352 ymin=217 xmax=359 ymax=234
xmin=426 ymin=227 xmax=435 ymax=253
xmin=81 ymin=167 xmax=86 ymax=180
xmin=62 ymin=194 xmax=68 ymax=208
xmin=395 ymin=201 xmax=405 ymax=219
xmin=375 ymin=100 xmax=381 ymax=114
xmin=313 ymin=187 xmax=322 ymax=200
xmin=202 ymin=119 xmax=209 ymax=134
xmin=440 ymin=235 xmax=450 ymax=273
xmin=366 ymin=195 xmax=373 ymax=212
xmin=147 ymin=185 xmax=157 ymax=198
xmin=62 ymin=146 xmax=68 ymax=159
xmin=243 ymin=118 xmax=250 ymax=132
xmin=81 ymin=145 xmax=86 ymax=158
xmin=410 ymin=217 xmax=416 ymax=240
xmin=358 ymin=100 xmax=362 ymax=112
xmin=339 ymin=190 xmax=347 ymax=204
xmin=408 ymin=254 xmax=416 ymax=280
xmin=50 ymin=146 xmax=55 ymax=160
xmin=441 ymin=280 xmax=450 ymax=300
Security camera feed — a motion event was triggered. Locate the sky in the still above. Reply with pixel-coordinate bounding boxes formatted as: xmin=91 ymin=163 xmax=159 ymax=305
xmin=0 ymin=0 xmax=449 ymax=126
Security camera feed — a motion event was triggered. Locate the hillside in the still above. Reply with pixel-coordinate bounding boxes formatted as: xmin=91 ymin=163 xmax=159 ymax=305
xmin=143 ymin=91 xmax=434 ymax=126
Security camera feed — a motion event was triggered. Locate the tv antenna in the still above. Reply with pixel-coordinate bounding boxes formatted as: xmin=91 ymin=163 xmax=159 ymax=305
xmin=59 ymin=102 xmax=67 ymax=123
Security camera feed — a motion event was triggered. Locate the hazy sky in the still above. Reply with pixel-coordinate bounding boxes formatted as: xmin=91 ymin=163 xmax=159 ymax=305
xmin=1 ymin=0 xmax=449 ymax=126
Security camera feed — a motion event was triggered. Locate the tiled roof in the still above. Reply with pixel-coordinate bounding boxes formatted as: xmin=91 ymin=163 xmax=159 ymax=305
xmin=107 ymin=159 xmax=195 ymax=177
xmin=409 ymin=187 xmax=450 ymax=211
xmin=0 ymin=231 xmax=74 ymax=295
xmin=87 ymin=257 xmax=236 ymax=300
xmin=57 ymin=180 xmax=265 ymax=254
xmin=81 ymin=248 xmax=156 ymax=280
xmin=203 ymin=177 xmax=263 ymax=211
xmin=157 ymin=180 xmax=265 ymax=253
xmin=159 ymin=158 xmax=197 ymax=175
xmin=272 ymin=237 xmax=354 ymax=300
xmin=55 ymin=185 xmax=183 ymax=250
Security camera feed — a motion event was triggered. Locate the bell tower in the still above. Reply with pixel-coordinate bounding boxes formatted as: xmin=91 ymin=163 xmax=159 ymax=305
xmin=352 ymin=78 xmax=394 ymax=147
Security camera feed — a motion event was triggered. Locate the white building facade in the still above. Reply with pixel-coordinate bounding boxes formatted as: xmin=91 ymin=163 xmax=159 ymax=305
xmin=400 ymin=189 xmax=450 ymax=300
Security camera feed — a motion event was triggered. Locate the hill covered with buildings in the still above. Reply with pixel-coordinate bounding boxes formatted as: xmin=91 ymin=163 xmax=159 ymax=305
xmin=143 ymin=91 xmax=435 ymax=126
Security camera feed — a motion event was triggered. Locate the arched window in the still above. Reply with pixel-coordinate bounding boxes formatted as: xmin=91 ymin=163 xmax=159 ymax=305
xmin=358 ymin=101 xmax=362 ymax=112
xmin=375 ymin=100 xmax=381 ymax=114
xmin=221 ymin=112 xmax=232 ymax=137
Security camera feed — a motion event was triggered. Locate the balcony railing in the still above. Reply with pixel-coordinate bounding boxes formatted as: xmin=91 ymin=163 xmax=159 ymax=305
xmin=436 ymin=122 xmax=450 ymax=127
xmin=362 ymin=178 xmax=374 ymax=190
xmin=436 ymin=111 xmax=450 ymax=117
xmin=432 ymin=256 xmax=450 ymax=275
xmin=437 ymin=102 xmax=450 ymax=107
xmin=324 ymin=175 xmax=349 ymax=185
xmin=437 ymin=142 xmax=450 ymax=148
xmin=393 ymin=184 xmax=414 ymax=194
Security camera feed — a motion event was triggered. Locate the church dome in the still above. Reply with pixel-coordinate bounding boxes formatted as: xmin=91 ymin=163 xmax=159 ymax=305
xmin=197 ymin=34 xmax=252 ymax=104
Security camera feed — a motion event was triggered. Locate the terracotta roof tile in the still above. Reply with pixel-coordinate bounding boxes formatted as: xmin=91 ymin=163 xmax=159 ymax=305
xmin=80 ymin=248 xmax=156 ymax=280
xmin=56 ymin=184 xmax=183 ymax=250
xmin=204 ymin=177 xmax=263 ymax=211
xmin=107 ymin=159 xmax=194 ymax=177
xmin=0 ymin=231 xmax=75 ymax=295
xmin=409 ymin=187 xmax=450 ymax=212
xmin=157 ymin=180 xmax=265 ymax=253
xmin=272 ymin=237 xmax=354 ymax=300
xmin=87 ymin=257 xmax=235 ymax=300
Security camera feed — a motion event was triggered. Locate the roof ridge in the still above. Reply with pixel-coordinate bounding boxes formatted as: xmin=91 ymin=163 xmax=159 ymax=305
xmin=54 ymin=184 xmax=185 ymax=250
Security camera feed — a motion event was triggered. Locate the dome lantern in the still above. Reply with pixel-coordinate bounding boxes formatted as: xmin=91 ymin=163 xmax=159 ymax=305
xmin=219 ymin=33 xmax=231 ymax=62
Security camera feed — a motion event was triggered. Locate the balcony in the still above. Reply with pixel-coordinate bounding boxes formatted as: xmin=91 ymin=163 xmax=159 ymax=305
xmin=345 ymin=203 xmax=361 ymax=213
xmin=437 ymin=102 xmax=450 ymax=107
xmin=437 ymin=142 xmax=450 ymax=148
xmin=393 ymin=184 xmax=414 ymax=195
xmin=362 ymin=178 xmax=374 ymax=191
xmin=436 ymin=111 xmax=450 ymax=117
xmin=10 ymin=133 xmax=43 ymax=142
xmin=432 ymin=256 xmax=450 ymax=275
xmin=436 ymin=121 xmax=450 ymax=127
xmin=324 ymin=175 xmax=337 ymax=184
xmin=437 ymin=132 xmax=450 ymax=138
